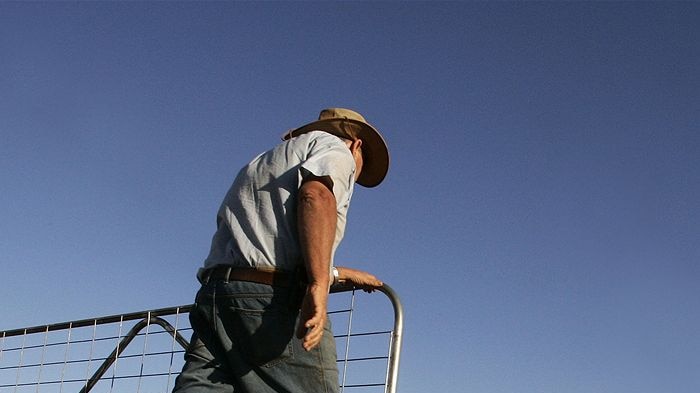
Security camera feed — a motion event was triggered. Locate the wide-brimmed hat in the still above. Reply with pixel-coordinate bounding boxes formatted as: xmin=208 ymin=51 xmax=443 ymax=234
xmin=284 ymin=108 xmax=390 ymax=187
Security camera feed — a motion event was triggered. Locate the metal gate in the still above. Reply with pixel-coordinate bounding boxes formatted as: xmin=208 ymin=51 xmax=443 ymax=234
xmin=1 ymin=284 xmax=403 ymax=393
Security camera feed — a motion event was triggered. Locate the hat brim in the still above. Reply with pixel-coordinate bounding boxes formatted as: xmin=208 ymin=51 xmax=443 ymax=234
xmin=286 ymin=118 xmax=389 ymax=187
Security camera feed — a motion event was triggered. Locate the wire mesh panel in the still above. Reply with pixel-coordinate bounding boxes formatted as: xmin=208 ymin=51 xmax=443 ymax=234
xmin=1 ymin=285 xmax=402 ymax=393
xmin=0 ymin=308 xmax=192 ymax=393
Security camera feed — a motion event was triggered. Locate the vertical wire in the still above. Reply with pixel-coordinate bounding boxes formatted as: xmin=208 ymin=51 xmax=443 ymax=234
xmin=0 ymin=332 xmax=6 ymax=391
xmin=0 ymin=331 xmax=4 ymax=391
xmin=108 ymin=316 xmax=124 ymax=393
xmin=0 ymin=332 xmax=5 ymax=364
xmin=165 ymin=309 xmax=181 ymax=393
xmin=340 ymin=289 xmax=357 ymax=393
xmin=383 ymin=327 xmax=394 ymax=393
xmin=136 ymin=313 xmax=152 ymax=393
xmin=83 ymin=321 xmax=97 ymax=392
xmin=59 ymin=323 xmax=73 ymax=393
xmin=14 ymin=329 xmax=27 ymax=393
xmin=35 ymin=326 xmax=50 ymax=393
xmin=0 ymin=332 xmax=4 ymax=392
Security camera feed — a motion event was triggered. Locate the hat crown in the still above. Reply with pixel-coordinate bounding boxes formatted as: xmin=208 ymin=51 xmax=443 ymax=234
xmin=318 ymin=108 xmax=367 ymax=123
xmin=286 ymin=107 xmax=389 ymax=187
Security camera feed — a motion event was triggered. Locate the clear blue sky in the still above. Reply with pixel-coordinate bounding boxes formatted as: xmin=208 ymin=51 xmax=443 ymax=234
xmin=2 ymin=2 xmax=699 ymax=392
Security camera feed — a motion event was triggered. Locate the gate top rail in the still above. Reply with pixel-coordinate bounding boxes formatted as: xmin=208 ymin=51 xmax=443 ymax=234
xmin=1 ymin=305 xmax=194 ymax=338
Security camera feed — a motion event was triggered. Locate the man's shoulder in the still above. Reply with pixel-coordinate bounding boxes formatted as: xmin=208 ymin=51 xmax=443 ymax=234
xmin=294 ymin=130 xmax=344 ymax=146
xmin=281 ymin=131 xmax=349 ymax=158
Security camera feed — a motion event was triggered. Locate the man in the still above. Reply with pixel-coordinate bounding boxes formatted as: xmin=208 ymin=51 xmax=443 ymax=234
xmin=172 ymin=108 xmax=390 ymax=393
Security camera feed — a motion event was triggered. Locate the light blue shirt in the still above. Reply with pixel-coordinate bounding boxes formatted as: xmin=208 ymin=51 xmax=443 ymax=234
xmin=200 ymin=131 xmax=356 ymax=276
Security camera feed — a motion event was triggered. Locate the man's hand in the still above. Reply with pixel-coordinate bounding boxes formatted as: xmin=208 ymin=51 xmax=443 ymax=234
xmin=336 ymin=267 xmax=383 ymax=292
xmin=296 ymin=283 xmax=329 ymax=351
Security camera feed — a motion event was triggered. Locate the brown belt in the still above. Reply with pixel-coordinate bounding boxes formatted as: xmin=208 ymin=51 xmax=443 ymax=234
xmin=201 ymin=266 xmax=297 ymax=288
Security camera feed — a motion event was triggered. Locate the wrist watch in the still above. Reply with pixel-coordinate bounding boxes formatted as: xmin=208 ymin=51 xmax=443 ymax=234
xmin=332 ymin=266 xmax=340 ymax=285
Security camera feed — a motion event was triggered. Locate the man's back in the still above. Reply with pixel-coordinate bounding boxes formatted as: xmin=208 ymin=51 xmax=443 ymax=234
xmin=201 ymin=131 xmax=357 ymax=274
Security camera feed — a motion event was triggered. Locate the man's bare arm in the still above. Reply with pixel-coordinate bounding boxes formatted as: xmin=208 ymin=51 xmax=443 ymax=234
xmin=296 ymin=176 xmax=336 ymax=351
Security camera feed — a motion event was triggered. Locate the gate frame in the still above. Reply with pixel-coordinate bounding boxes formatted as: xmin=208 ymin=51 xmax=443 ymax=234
xmin=1 ymin=284 xmax=403 ymax=393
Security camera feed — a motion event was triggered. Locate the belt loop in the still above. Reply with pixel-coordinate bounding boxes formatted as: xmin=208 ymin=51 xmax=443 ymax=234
xmin=223 ymin=266 xmax=232 ymax=283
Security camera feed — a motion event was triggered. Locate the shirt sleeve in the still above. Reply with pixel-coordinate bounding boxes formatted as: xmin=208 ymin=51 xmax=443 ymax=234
xmin=298 ymin=132 xmax=356 ymax=208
